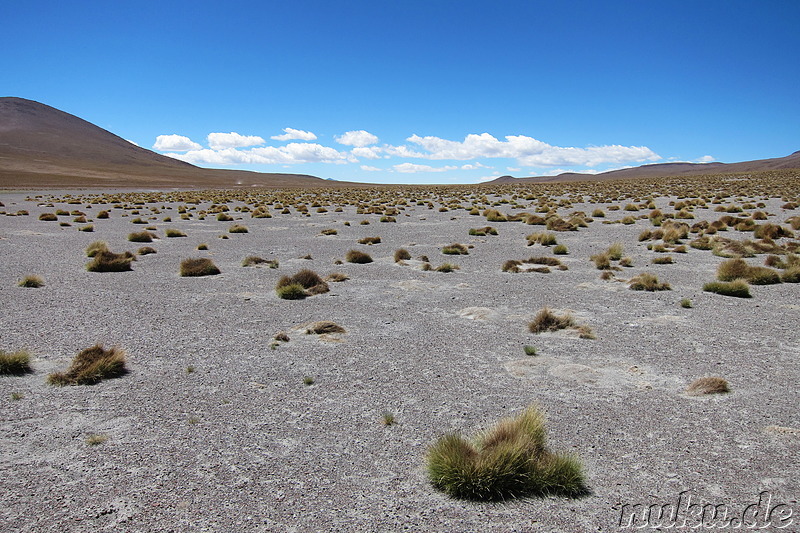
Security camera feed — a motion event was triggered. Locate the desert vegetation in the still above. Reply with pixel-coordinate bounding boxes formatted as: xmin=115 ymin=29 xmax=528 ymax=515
xmin=0 ymin=349 xmax=33 ymax=375
xmin=179 ymin=258 xmax=221 ymax=277
xmin=48 ymin=344 xmax=127 ymax=385
xmin=426 ymin=405 xmax=586 ymax=500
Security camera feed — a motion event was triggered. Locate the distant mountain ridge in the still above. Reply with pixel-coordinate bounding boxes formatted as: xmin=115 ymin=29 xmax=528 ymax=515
xmin=0 ymin=97 xmax=334 ymax=188
xmin=489 ymin=151 xmax=800 ymax=184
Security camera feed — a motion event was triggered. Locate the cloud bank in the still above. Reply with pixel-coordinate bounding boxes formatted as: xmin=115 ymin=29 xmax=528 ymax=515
xmin=270 ymin=128 xmax=317 ymax=141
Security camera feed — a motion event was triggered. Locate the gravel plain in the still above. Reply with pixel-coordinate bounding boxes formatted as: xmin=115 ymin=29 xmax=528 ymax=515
xmin=1 ymin=184 xmax=798 ymax=532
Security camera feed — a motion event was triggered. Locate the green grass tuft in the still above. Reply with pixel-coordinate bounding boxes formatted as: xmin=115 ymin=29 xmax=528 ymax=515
xmin=0 ymin=350 xmax=33 ymax=375
xmin=703 ymin=279 xmax=751 ymax=298
xmin=426 ymin=405 xmax=586 ymax=501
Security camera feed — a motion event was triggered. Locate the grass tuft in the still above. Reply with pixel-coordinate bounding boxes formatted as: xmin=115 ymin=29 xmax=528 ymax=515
xmin=686 ymin=377 xmax=730 ymax=396
xmin=529 ymin=308 xmax=575 ymax=333
xmin=0 ymin=350 xmax=33 ymax=375
xmin=346 ymin=249 xmax=373 ymax=264
xmin=426 ymin=405 xmax=587 ymax=501
xmin=87 ymin=250 xmax=135 ymax=272
xmin=179 ymin=258 xmax=221 ymax=277
xmin=48 ymin=344 xmax=127 ymax=385
xmin=18 ymin=275 xmax=44 ymax=288
xmin=628 ymin=273 xmax=671 ymax=291
xmin=703 ymin=279 xmax=751 ymax=298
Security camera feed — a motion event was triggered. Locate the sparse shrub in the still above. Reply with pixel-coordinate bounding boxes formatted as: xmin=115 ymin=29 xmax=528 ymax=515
xmin=276 ymin=283 xmax=306 ymax=300
xmin=442 ymin=243 xmax=468 ymax=255
xmin=527 ymin=232 xmax=557 ymax=246
xmin=197 ymin=243 xmax=208 ymax=250
xmin=435 ymin=263 xmax=459 ymax=272
xmin=326 ymin=272 xmax=349 ymax=282
xmin=303 ymin=376 xmax=315 ymax=386
xmin=652 ymin=256 xmax=674 ymax=265
xmin=18 ymin=275 xmax=44 ymax=288
xmin=306 ymin=321 xmax=345 ymax=334
xmin=529 ymin=308 xmax=575 ymax=333
xmin=552 ymin=244 xmax=568 ymax=255
xmin=48 ymin=344 xmax=127 ymax=385
xmin=165 ymin=228 xmax=187 ymax=238
xmin=346 ymin=250 xmax=373 ymax=264
xmin=703 ymin=279 xmax=751 ymax=298
xmin=628 ymin=273 xmax=671 ymax=291
xmin=781 ymin=266 xmax=800 ymax=283
xmin=78 ymin=225 xmax=94 ymax=232
xmin=426 ymin=405 xmax=586 ymax=500
xmin=680 ymin=298 xmax=693 ymax=308
xmin=86 ymin=241 xmax=109 ymax=257
xmin=382 ymin=412 xmax=396 ymax=426
xmin=524 ymin=345 xmax=537 ymax=356
xmin=590 ymin=252 xmax=611 ymax=270
xmin=228 ymin=224 xmax=248 ymax=233
xmin=179 ymin=258 xmax=221 ymax=277
xmin=128 ymin=231 xmax=155 ymax=242
xmin=138 ymin=246 xmax=157 ymax=255
xmin=607 ymin=243 xmax=624 ymax=261
xmin=38 ymin=213 xmax=58 ymax=221
xmin=86 ymin=434 xmax=109 ymax=446
xmin=358 ymin=236 xmax=381 ymax=245
xmin=394 ymin=248 xmax=411 ymax=262
xmin=217 ymin=213 xmax=233 ymax=221
xmin=686 ymin=377 xmax=729 ymax=395
xmin=0 ymin=350 xmax=33 ymax=375
xmin=87 ymin=250 xmax=135 ymax=272
xmin=320 ymin=228 xmax=338 ymax=236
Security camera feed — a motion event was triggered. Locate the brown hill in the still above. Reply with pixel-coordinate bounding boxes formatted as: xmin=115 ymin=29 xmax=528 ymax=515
xmin=489 ymin=151 xmax=800 ymax=184
xmin=0 ymin=97 xmax=338 ymax=188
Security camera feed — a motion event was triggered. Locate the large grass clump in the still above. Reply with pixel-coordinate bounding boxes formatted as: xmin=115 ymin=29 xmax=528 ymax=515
xmin=180 ymin=258 xmax=221 ymax=277
xmin=529 ymin=308 xmax=575 ymax=333
xmin=717 ymin=258 xmax=781 ymax=285
xmin=346 ymin=249 xmax=373 ymax=264
xmin=48 ymin=344 xmax=127 ymax=385
xmin=275 ymin=269 xmax=329 ymax=298
xmin=442 ymin=243 xmax=469 ymax=255
xmin=628 ymin=273 xmax=671 ymax=291
xmin=128 ymin=231 xmax=156 ymax=242
xmin=427 ymin=405 xmax=587 ymax=501
xmin=0 ymin=350 xmax=33 ymax=375
xmin=686 ymin=377 xmax=730 ymax=396
xmin=86 ymin=250 xmax=136 ymax=272
xmin=703 ymin=279 xmax=751 ymax=298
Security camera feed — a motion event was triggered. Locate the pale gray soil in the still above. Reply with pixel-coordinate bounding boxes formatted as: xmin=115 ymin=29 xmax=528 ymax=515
xmin=1 ymin=189 xmax=798 ymax=532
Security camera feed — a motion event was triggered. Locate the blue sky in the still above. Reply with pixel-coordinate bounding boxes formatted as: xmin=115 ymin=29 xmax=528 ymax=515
xmin=3 ymin=1 xmax=799 ymax=184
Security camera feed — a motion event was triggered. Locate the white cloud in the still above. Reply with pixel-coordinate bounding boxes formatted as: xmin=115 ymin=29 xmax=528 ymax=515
xmin=351 ymin=146 xmax=383 ymax=160
xmin=507 ymin=167 xmax=521 ymax=172
xmin=335 ymin=130 xmax=379 ymax=147
xmin=461 ymin=162 xmax=490 ymax=170
xmin=153 ymin=134 xmax=202 ymax=152
xmin=404 ymin=133 xmax=660 ymax=167
xmin=270 ymin=127 xmax=317 ymax=141
xmin=393 ymin=163 xmax=458 ymax=173
xmin=168 ymin=143 xmax=351 ymax=166
xmin=696 ymin=155 xmax=715 ymax=163
xmin=360 ymin=165 xmax=383 ymax=171
xmin=207 ymin=132 xmax=265 ymax=150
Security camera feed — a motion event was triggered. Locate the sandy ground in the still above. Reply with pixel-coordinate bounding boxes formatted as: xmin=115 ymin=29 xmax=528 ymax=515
xmin=1 ymin=188 xmax=798 ymax=532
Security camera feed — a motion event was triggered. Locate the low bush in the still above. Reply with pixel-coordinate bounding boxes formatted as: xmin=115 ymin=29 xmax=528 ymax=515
xmin=628 ymin=273 xmax=671 ymax=291
xmin=426 ymin=405 xmax=586 ymax=500
xmin=138 ymin=246 xmax=157 ymax=255
xmin=48 ymin=344 xmax=127 ymax=385
xmin=179 ymin=258 xmax=221 ymax=277
xmin=394 ymin=248 xmax=412 ymax=262
xmin=87 ymin=250 xmax=136 ymax=272
xmin=529 ymin=308 xmax=575 ymax=333
xmin=128 ymin=231 xmax=155 ymax=243
xmin=0 ymin=350 xmax=33 ymax=375
xmin=703 ymin=279 xmax=751 ymax=298
xmin=346 ymin=250 xmax=373 ymax=264
xmin=165 ymin=228 xmax=187 ymax=237
xmin=442 ymin=243 xmax=469 ymax=255
xmin=686 ymin=377 xmax=730 ymax=395
xmin=18 ymin=275 xmax=44 ymax=288
xmin=228 ymin=224 xmax=248 ymax=233
xmin=358 ymin=236 xmax=381 ymax=245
